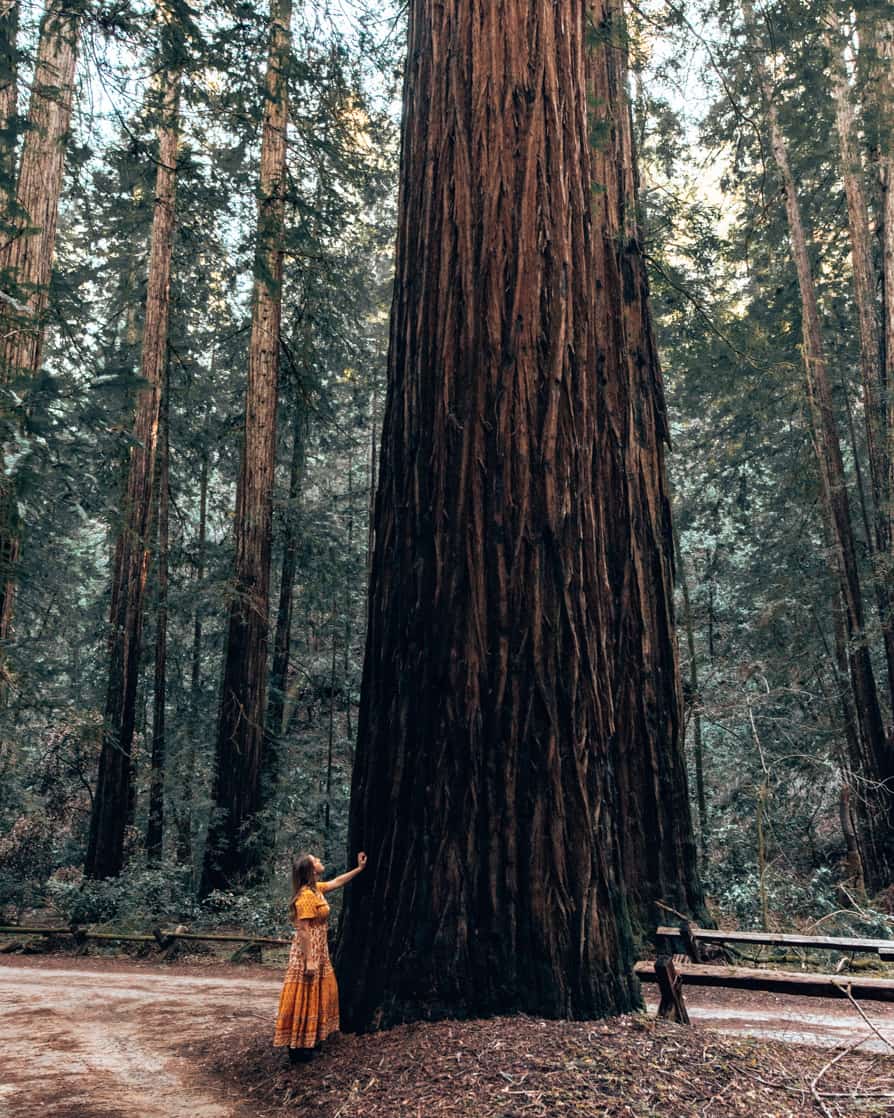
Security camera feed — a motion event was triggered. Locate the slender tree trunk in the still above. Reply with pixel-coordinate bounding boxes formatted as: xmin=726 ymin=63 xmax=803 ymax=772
xmin=200 ymin=0 xmax=292 ymax=896
xmin=344 ymin=453 xmax=354 ymax=746
xmin=827 ymin=24 xmax=894 ymax=709
xmin=587 ymin=0 xmax=705 ymax=926
xmin=146 ymin=364 xmax=170 ymax=864
xmin=338 ymin=0 xmax=639 ymax=1031
xmin=674 ymin=523 xmax=707 ymax=859
xmin=742 ymin=0 xmax=894 ymax=886
xmin=840 ymin=784 xmax=867 ymax=897
xmin=879 ymin=20 xmax=894 ymax=693
xmin=85 ymin=57 xmax=182 ymax=879
xmin=0 ymin=0 xmax=18 ymax=217
xmin=262 ymin=410 xmax=305 ymax=811
xmin=0 ymin=0 xmax=81 ymax=643
xmin=367 ymin=376 xmax=378 ymax=578
xmin=176 ymin=438 xmax=209 ymax=868
xmin=324 ymin=583 xmax=336 ymax=850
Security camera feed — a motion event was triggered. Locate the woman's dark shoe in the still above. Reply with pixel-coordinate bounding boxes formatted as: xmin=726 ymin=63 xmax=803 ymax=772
xmin=288 ymin=1047 xmax=314 ymax=1064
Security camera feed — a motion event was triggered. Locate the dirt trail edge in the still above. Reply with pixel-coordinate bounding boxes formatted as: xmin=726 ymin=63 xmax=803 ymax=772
xmin=1 ymin=957 xmax=893 ymax=1117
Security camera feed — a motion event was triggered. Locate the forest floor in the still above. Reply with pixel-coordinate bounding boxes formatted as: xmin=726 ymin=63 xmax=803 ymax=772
xmin=1 ymin=955 xmax=893 ymax=1117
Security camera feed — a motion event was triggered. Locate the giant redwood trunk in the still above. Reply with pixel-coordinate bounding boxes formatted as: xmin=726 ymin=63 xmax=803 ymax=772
xmin=587 ymin=0 xmax=705 ymax=930
xmin=337 ymin=0 xmax=639 ymax=1031
xmin=85 ymin=60 xmax=181 ymax=879
xmin=0 ymin=0 xmax=81 ymax=643
xmin=200 ymin=0 xmax=292 ymax=896
xmin=742 ymin=0 xmax=894 ymax=888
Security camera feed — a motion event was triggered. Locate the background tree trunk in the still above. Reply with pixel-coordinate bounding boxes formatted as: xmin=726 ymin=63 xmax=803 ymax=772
xmin=146 ymin=363 xmax=170 ymax=864
xmin=742 ymin=0 xmax=894 ymax=888
xmin=827 ymin=24 xmax=894 ymax=710
xmin=674 ymin=519 xmax=707 ymax=859
xmin=85 ymin=58 xmax=182 ymax=879
xmin=176 ymin=437 xmax=209 ymax=869
xmin=261 ymin=410 xmax=305 ymax=826
xmin=337 ymin=0 xmax=640 ymax=1031
xmin=0 ymin=0 xmax=81 ymax=643
xmin=587 ymin=0 xmax=705 ymax=929
xmin=200 ymin=0 xmax=292 ymax=896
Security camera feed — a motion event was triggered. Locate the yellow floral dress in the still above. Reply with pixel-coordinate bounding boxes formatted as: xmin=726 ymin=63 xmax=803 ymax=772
xmin=273 ymin=882 xmax=339 ymax=1049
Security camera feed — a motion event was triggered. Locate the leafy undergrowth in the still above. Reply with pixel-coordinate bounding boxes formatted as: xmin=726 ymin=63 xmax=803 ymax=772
xmin=194 ymin=1013 xmax=894 ymax=1117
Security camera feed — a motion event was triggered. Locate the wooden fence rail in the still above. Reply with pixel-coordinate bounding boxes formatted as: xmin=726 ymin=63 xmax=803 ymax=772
xmin=656 ymin=924 xmax=894 ymax=961
xmin=0 ymin=924 xmax=292 ymax=955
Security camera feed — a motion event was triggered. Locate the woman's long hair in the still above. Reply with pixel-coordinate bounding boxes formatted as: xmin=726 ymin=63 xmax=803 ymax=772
xmin=290 ymin=853 xmax=317 ymax=917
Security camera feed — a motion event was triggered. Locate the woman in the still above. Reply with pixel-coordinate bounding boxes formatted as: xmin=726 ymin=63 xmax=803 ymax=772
xmin=273 ymin=850 xmax=367 ymax=1063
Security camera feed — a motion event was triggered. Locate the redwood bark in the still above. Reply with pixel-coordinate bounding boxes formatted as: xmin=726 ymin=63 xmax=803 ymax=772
xmin=879 ymin=20 xmax=894 ymax=690
xmin=0 ymin=0 xmax=81 ymax=641
xmin=0 ymin=0 xmax=18 ymax=216
xmin=587 ymin=0 xmax=705 ymax=927
xmin=146 ymin=365 xmax=170 ymax=864
xmin=86 ymin=60 xmax=182 ymax=879
xmin=742 ymin=0 xmax=894 ymax=886
xmin=200 ymin=0 xmax=292 ymax=896
xmin=337 ymin=0 xmax=639 ymax=1030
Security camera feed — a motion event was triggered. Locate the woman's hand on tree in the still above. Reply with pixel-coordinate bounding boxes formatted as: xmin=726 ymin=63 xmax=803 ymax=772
xmin=357 ymin=851 xmax=367 ymax=869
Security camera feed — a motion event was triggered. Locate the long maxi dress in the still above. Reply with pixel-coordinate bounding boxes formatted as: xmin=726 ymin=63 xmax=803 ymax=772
xmin=273 ymin=881 xmax=340 ymax=1049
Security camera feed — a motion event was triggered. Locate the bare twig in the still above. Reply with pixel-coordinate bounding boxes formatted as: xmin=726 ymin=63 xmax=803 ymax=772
xmin=831 ymin=981 xmax=894 ymax=1053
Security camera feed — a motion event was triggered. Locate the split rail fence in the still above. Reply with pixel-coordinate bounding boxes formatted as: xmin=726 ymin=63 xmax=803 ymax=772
xmin=635 ymin=923 xmax=894 ymax=1023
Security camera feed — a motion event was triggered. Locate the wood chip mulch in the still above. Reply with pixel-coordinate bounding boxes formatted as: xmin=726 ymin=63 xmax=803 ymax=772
xmin=192 ymin=1013 xmax=894 ymax=1117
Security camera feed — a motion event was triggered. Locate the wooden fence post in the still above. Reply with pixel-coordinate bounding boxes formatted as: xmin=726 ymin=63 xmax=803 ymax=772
xmin=655 ymin=954 xmax=690 ymax=1024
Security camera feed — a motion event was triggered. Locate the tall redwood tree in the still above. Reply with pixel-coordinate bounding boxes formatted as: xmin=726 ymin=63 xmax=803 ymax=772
xmin=0 ymin=0 xmax=81 ymax=644
xmin=200 ymin=0 xmax=292 ymax=895
xmin=588 ymin=0 xmax=704 ymax=928
xmin=85 ymin=33 xmax=182 ymax=879
xmin=337 ymin=0 xmax=640 ymax=1030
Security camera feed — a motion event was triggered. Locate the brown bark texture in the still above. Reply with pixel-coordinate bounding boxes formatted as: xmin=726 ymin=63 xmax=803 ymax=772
xmin=587 ymin=0 xmax=705 ymax=929
xmin=0 ymin=0 xmax=81 ymax=643
xmin=85 ymin=63 xmax=181 ymax=879
xmin=146 ymin=366 xmax=170 ymax=863
xmin=0 ymin=0 xmax=17 ymax=217
xmin=200 ymin=0 xmax=292 ymax=896
xmin=827 ymin=25 xmax=894 ymax=711
xmin=742 ymin=0 xmax=894 ymax=887
xmin=879 ymin=18 xmax=894 ymax=701
xmin=337 ymin=0 xmax=640 ymax=1031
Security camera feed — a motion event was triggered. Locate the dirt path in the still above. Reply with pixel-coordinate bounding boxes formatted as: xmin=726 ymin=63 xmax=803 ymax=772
xmin=0 ymin=958 xmax=282 ymax=1118
xmin=645 ymin=985 xmax=894 ymax=1052
xmin=1 ymin=957 xmax=893 ymax=1117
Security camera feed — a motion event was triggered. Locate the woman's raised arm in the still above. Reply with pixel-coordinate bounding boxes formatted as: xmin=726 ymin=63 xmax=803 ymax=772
xmin=321 ymin=851 xmax=367 ymax=892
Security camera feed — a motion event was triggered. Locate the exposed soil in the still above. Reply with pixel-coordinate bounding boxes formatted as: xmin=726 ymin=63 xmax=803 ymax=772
xmin=1 ymin=956 xmax=893 ymax=1117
